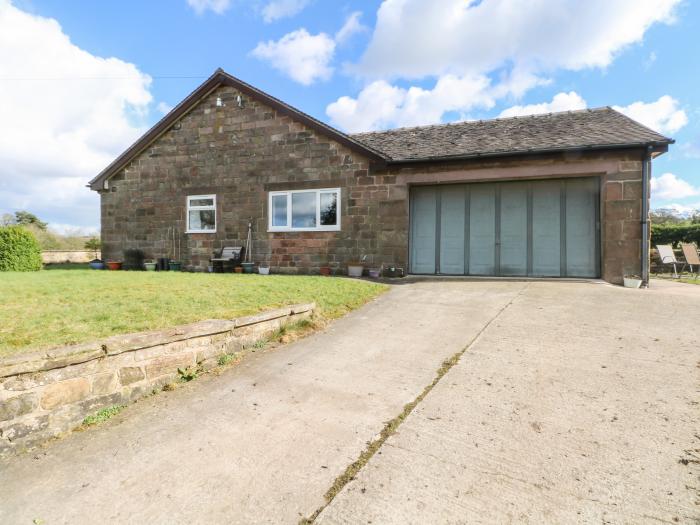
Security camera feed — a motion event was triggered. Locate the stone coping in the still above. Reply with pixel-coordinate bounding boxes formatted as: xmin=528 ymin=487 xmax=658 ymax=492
xmin=0 ymin=303 xmax=315 ymax=378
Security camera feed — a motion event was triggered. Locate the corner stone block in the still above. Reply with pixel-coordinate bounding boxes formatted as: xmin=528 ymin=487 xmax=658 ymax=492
xmin=119 ymin=366 xmax=145 ymax=386
xmin=91 ymin=372 xmax=117 ymax=395
xmin=0 ymin=392 xmax=37 ymax=422
xmin=40 ymin=377 xmax=90 ymax=410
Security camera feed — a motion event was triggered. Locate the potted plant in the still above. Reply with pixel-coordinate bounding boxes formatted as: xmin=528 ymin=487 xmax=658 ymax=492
xmin=234 ymin=265 xmax=243 ymax=274
xmin=258 ymin=264 xmax=270 ymax=275
xmin=106 ymin=260 xmax=122 ymax=271
xmin=85 ymin=237 xmax=101 ymax=260
xmin=144 ymin=260 xmax=157 ymax=271
xmin=347 ymin=255 xmax=367 ymax=278
xmin=89 ymin=258 xmax=105 ymax=270
xmin=368 ymin=267 xmax=381 ymax=279
xmin=623 ymin=274 xmax=643 ymax=288
xmin=168 ymin=260 xmax=182 ymax=271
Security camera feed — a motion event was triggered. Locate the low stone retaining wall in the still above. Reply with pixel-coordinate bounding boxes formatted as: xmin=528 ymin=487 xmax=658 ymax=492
xmin=42 ymin=250 xmax=100 ymax=263
xmin=0 ymin=303 xmax=314 ymax=456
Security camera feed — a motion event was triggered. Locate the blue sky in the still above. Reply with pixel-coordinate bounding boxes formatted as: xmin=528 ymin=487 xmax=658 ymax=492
xmin=0 ymin=0 xmax=698 ymax=232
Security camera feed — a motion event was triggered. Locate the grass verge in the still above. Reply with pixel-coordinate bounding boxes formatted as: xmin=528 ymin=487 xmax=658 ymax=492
xmin=0 ymin=271 xmax=387 ymax=357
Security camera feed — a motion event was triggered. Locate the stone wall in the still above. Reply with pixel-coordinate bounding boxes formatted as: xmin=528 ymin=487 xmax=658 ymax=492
xmin=98 ymin=82 xmax=647 ymax=283
xmin=99 ymin=84 xmax=379 ymax=274
xmin=0 ymin=303 xmax=314 ymax=457
xmin=42 ymin=250 xmax=101 ymax=264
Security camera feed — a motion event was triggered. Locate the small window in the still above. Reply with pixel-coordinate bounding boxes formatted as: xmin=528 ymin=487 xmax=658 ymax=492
xmin=268 ymin=189 xmax=340 ymax=232
xmin=187 ymin=194 xmax=216 ymax=233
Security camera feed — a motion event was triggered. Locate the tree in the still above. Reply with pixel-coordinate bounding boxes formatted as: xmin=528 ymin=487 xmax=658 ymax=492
xmin=0 ymin=213 xmax=14 ymax=226
xmin=85 ymin=237 xmax=101 ymax=258
xmin=14 ymin=211 xmax=48 ymax=230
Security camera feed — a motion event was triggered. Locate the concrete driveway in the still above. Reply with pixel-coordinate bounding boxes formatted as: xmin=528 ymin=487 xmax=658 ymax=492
xmin=1 ymin=280 xmax=698 ymax=524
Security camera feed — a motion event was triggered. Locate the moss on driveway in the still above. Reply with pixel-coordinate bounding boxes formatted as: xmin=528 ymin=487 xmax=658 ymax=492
xmin=0 ymin=270 xmax=387 ymax=357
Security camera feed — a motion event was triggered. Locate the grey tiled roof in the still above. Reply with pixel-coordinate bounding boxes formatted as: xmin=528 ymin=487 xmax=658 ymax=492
xmin=351 ymin=107 xmax=672 ymax=162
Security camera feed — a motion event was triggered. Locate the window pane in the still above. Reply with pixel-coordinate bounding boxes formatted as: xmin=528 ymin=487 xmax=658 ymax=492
xmin=291 ymin=192 xmax=317 ymax=228
xmin=320 ymin=192 xmax=338 ymax=226
xmin=189 ymin=210 xmax=215 ymax=230
xmin=272 ymin=195 xmax=288 ymax=227
xmin=189 ymin=197 xmax=214 ymax=207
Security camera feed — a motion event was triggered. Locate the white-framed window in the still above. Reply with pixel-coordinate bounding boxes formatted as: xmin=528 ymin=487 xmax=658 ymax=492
xmin=186 ymin=194 xmax=216 ymax=233
xmin=268 ymin=188 xmax=341 ymax=232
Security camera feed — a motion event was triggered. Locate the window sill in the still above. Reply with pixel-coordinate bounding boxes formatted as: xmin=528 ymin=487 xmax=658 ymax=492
xmin=185 ymin=230 xmax=217 ymax=234
xmin=268 ymin=227 xmax=341 ymax=233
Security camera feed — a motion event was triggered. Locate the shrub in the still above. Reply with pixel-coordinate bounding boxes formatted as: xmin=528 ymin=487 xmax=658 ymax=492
xmin=0 ymin=226 xmax=42 ymax=271
xmin=651 ymin=223 xmax=700 ymax=248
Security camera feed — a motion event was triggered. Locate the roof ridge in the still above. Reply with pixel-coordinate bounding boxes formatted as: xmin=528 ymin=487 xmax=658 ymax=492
xmin=350 ymin=107 xmax=613 ymax=137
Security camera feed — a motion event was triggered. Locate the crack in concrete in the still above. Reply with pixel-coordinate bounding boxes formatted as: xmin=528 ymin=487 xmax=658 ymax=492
xmin=300 ymin=283 xmax=530 ymax=524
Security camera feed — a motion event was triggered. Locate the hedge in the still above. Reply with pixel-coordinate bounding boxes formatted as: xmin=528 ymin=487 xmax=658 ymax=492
xmin=0 ymin=226 xmax=42 ymax=271
xmin=651 ymin=223 xmax=700 ymax=248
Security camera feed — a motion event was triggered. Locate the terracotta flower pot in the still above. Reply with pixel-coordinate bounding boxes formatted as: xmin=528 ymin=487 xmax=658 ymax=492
xmin=234 ymin=266 xmax=243 ymax=273
xmin=319 ymin=266 xmax=331 ymax=276
xmin=106 ymin=261 xmax=122 ymax=271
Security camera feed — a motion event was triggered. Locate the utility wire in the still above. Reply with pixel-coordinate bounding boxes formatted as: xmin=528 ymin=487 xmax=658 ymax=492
xmin=0 ymin=75 xmax=209 ymax=80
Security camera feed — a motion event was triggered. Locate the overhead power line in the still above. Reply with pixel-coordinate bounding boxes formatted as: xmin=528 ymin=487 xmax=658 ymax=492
xmin=0 ymin=75 xmax=209 ymax=80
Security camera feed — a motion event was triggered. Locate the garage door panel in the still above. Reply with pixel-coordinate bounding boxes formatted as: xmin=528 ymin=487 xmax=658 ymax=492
xmin=532 ymin=181 xmax=562 ymax=276
xmin=499 ymin=183 xmax=528 ymax=276
xmin=439 ymin=186 xmax=466 ymax=274
xmin=468 ymin=184 xmax=497 ymax=275
xmin=409 ymin=178 xmax=599 ymax=278
xmin=565 ymin=178 xmax=598 ymax=278
xmin=410 ymin=187 xmax=437 ymax=274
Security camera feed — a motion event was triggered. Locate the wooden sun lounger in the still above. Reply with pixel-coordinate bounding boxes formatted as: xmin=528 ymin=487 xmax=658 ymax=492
xmin=681 ymin=243 xmax=700 ymax=279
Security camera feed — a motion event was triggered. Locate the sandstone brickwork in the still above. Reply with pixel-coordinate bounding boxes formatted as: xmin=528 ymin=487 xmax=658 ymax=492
xmin=0 ymin=303 xmax=314 ymax=456
xmin=99 ymin=85 xmax=647 ymax=284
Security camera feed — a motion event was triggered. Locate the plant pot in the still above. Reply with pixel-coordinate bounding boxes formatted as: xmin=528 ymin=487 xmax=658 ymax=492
xmin=368 ymin=268 xmax=381 ymax=279
xmin=384 ymin=266 xmax=398 ymax=278
xmin=319 ymin=266 xmax=332 ymax=276
xmin=144 ymin=262 xmax=157 ymax=271
xmin=241 ymin=262 xmax=255 ymax=274
xmin=207 ymin=265 xmax=214 ymax=273
xmin=258 ymin=266 xmax=270 ymax=275
xmin=347 ymin=264 xmax=364 ymax=278
xmin=623 ymin=277 xmax=642 ymax=289
xmin=89 ymin=259 xmax=105 ymax=270
xmin=106 ymin=261 xmax=122 ymax=271
xmin=169 ymin=261 xmax=182 ymax=272
xmin=234 ymin=266 xmax=243 ymax=273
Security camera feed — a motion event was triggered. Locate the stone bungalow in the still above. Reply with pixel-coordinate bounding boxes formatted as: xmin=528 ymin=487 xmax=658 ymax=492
xmin=90 ymin=69 xmax=673 ymax=284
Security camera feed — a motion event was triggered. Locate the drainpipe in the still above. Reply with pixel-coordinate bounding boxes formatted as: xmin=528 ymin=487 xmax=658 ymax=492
xmin=641 ymin=146 xmax=653 ymax=287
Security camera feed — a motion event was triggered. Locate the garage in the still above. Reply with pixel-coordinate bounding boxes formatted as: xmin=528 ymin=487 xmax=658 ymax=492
xmin=409 ymin=178 xmax=600 ymax=277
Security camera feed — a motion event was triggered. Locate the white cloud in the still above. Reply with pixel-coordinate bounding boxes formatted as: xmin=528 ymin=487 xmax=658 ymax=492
xmin=186 ymin=0 xmax=231 ymax=15
xmin=0 ymin=1 xmax=153 ymax=230
xmin=261 ymin=0 xmax=311 ymax=23
xmin=499 ymin=92 xmax=587 ymax=118
xmin=358 ymin=0 xmax=679 ymax=79
xmin=328 ymin=0 xmax=680 ymax=132
xmin=327 ymin=75 xmax=494 ymax=132
xmin=157 ymin=101 xmax=173 ymax=115
xmin=613 ymin=95 xmax=687 ymax=135
xmin=651 ymin=173 xmax=700 ymax=201
xmin=335 ymin=11 xmax=366 ymax=45
xmin=252 ymin=28 xmax=335 ymax=85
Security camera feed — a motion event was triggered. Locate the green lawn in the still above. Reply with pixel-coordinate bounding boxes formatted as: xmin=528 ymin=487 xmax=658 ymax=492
xmin=0 ymin=270 xmax=387 ymax=357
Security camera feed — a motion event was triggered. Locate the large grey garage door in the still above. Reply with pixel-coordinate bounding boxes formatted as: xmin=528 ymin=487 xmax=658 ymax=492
xmin=409 ymin=178 xmax=599 ymax=278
